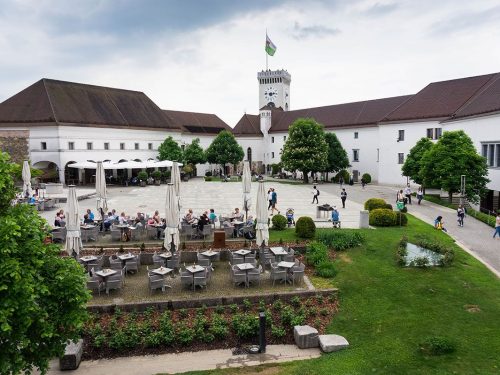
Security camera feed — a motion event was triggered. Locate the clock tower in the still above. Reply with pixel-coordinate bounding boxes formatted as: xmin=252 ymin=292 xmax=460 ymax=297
xmin=257 ymin=69 xmax=291 ymax=111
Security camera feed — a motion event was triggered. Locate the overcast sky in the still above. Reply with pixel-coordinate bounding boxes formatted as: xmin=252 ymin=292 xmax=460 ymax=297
xmin=1 ymin=0 xmax=500 ymax=126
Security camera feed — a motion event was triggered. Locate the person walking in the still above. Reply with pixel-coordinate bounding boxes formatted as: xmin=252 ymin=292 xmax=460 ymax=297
xmin=404 ymin=184 xmax=412 ymax=204
xmin=339 ymin=176 xmax=344 ymax=188
xmin=457 ymin=205 xmax=465 ymax=227
xmin=267 ymin=188 xmax=273 ymax=210
xmin=270 ymin=188 xmax=280 ymax=215
xmin=311 ymin=185 xmax=320 ymax=204
xmin=416 ymin=186 xmax=424 ymax=205
xmin=493 ymin=213 xmax=500 ymax=239
xmin=340 ymin=188 xmax=347 ymax=208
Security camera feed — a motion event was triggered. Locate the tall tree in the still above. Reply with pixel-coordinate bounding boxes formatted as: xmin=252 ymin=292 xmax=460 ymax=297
xmin=421 ymin=130 xmax=489 ymax=203
xmin=401 ymin=137 xmax=434 ymax=185
xmin=0 ymin=152 xmax=90 ymax=375
xmin=205 ymin=130 xmax=244 ymax=172
xmin=183 ymin=138 xmax=206 ymax=166
xmin=158 ymin=136 xmax=183 ymax=161
xmin=281 ymin=118 xmax=328 ymax=183
xmin=324 ymin=132 xmax=349 ymax=181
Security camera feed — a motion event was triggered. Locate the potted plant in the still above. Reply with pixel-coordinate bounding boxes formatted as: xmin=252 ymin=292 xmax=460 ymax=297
xmin=182 ymin=164 xmax=193 ymax=181
xmin=162 ymin=170 xmax=171 ymax=183
xmin=151 ymin=170 xmax=162 ymax=185
xmin=137 ymin=171 xmax=148 ymax=187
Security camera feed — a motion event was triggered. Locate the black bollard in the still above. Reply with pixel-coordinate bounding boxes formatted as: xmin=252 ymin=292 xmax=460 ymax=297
xmin=259 ymin=312 xmax=266 ymax=353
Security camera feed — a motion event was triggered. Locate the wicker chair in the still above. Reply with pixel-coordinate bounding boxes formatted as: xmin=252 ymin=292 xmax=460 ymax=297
xmin=86 ymin=277 xmax=103 ymax=296
xmin=148 ymin=274 xmax=165 ymax=294
xmin=270 ymin=265 xmax=287 ymax=286
xmin=231 ymin=265 xmax=247 ymax=287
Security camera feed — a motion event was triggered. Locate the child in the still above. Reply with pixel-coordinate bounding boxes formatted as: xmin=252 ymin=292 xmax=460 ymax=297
xmin=434 ymin=216 xmax=447 ymax=232
xmin=331 ymin=206 xmax=340 ymax=228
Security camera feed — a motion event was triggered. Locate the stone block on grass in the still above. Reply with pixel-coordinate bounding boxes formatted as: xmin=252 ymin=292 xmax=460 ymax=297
xmin=294 ymin=325 xmax=319 ymax=349
xmin=318 ymin=334 xmax=349 ymax=352
xmin=59 ymin=339 xmax=83 ymax=370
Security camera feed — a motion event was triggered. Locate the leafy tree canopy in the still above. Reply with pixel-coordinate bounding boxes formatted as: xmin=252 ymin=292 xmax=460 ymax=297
xmin=401 ymin=137 xmax=434 ymax=185
xmin=183 ymin=138 xmax=206 ymax=166
xmin=0 ymin=152 xmax=90 ymax=375
xmin=205 ymin=130 xmax=244 ymax=166
xmin=281 ymin=118 xmax=328 ymax=183
xmin=324 ymin=132 xmax=349 ymax=174
xmin=421 ymin=130 xmax=489 ymax=203
xmin=158 ymin=136 xmax=183 ymax=162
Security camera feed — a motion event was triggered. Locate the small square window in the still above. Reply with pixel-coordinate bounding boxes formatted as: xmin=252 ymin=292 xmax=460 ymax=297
xmin=271 ymin=152 xmax=275 ymax=158
xmin=354 ymin=132 xmax=358 ymax=139
xmin=135 ymin=143 xmax=139 ymax=150
xmin=104 ymin=142 xmax=109 ymax=150
xmin=427 ymin=128 xmax=433 ymax=139
xmin=353 ymin=149 xmax=359 ymax=162
xmin=398 ymin=130 xmax=405 ymax=141
xmin=41 ymin=142 xmax=47 ymax=150
xmin=271 ymin=137 xmax=275 ymax=143
xmin=435 ymin=128 xmax=442 ymax=139
xmin=120 ymin=143 xmax=125 ymax=150
xmin=68 ymin=142 xmax=74 ymax=150
xmin=398 ymin=153 xmax=404 ymax=164
xmin=87 ymin=142 xmax=93 ymax=150
xmin=148 ymin=143 xmax=153 ymax=150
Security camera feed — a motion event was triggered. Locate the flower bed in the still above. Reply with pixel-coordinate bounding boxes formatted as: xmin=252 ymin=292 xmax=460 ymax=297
xmin=82 ymin=294 xmax=338 ymax=360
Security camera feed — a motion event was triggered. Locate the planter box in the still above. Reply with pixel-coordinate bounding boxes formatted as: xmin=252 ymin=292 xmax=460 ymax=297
xmin=140 ymin=181 xmax=146 ymax=187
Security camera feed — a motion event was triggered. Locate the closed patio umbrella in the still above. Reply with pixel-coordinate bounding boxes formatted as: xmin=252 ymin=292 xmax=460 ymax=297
xmin=255 ymin=180 xmax=269 ymax=247
xmin=163 ymin=183 xmax=180 ymax=252
xmin=96 ymin=161 xmax=108 ymax=219
xmin=65 ymin=185 xmax=82 ymax=257
xmin=22 ymin=160 xmax=32 ymax=197
xmin=171 ymin=161 xmax=181 ymax=211
xmin=242 ymin=161 xmax=251 ymax=221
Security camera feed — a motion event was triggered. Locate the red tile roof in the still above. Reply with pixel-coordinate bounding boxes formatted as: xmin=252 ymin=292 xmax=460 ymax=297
xmin=162 ymin=110 xmax=231 ymax=134
xmin=232 ymin=114 xmax=262 ymax=136
xmin=451 ymin=74 xmax=500 ymax=120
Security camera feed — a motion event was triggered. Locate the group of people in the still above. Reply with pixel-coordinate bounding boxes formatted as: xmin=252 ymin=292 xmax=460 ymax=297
xmin=267 ymin=188 xmax=279 ymax=215
xmin=396 ymin=184 xmax=424 ymax=207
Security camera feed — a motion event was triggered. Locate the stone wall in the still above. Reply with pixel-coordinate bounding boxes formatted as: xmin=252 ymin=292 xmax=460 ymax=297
xmin=0 ymin=130 xmax=29 ymax=163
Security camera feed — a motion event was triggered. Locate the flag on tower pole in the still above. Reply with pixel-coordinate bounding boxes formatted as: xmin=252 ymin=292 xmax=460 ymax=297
xmin=265 ymin=34 xmax=277 ymax=56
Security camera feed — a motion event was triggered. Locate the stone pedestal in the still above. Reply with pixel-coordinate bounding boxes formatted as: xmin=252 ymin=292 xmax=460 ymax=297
xmin=318 ymin=334 xmax=349 ymax=352
xmin=59 ymin=339 xmax=83 ymax=370
xmin=359 ymin=210 xmax=369 ymax=228
xmin=294 ymin=325 xmax=319 ymax=349
xmin=45 ymin=183 xmax=64 ymax=195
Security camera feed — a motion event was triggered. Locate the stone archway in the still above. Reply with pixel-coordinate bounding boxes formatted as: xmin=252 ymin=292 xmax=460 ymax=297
xmin=64 ymin=161 xmax=79 ymax=185
xmin=33 ymin=161 xmax=60 ymax=183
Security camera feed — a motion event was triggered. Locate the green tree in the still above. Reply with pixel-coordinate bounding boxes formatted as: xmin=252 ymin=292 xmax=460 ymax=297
xmin=421 ymin=130 xmax=489 ymax=203
xmin=158 ymin=136 xmax=183 ymax=161
xmin=281 ymin=118 xmax=328 ymax=183
xmin=324 ymin=132 xmax=349 ymax=181
xmin=0 ymin=152 xmax=90 ymax=375
xmin=205 ymin=130 xmax=244 ymax=172
xmin=183 ymin=138 xmax=206 ymax=166
xmin=402 ymin=137 xmax=434 ymax=185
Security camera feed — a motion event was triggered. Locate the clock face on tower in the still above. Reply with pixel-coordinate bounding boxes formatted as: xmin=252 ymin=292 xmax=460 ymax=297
xmin=264 ymin=86 xmax=278 ymax=103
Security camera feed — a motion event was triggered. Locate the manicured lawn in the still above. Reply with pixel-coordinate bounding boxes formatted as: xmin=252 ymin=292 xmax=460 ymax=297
xmin=181 ymin=215 xmax=500 ymax=374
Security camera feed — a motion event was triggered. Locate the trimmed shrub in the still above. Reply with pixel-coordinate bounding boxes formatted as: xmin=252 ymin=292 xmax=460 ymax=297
xmin=364 ymin=198 xmax=388 ymax=211
xmin=369 ymin=208 xmax=397 ymax=226
xmin=296 ymin=216 xmax=316 ymax=238
xmin=151 ymin=170 xmax=162 ymax=179
xmin=361 ymin=173 xmax=371 ymax=184
xmin=333 ymin=169 xmax=350 ymax=183
xmin=384 ymin=203 xmax=393 ymax=210
xmin=137 ymin=171 xmax=148 ymax=181
xmin=316 ymin=230 xmax=364 ymax=251
xmin=419 ymin=336 xmax=456 ymax=355
xmin=162 ymin=170 xmax=171 ymax=180
xmin=394 ymin=212 xmax=408 ymax=226
xmin=315 ymin=261 xmax=337 ymax=278
xmin=306 ymin=241 xmax=329 ymax=266
xmin=271 ymin=214 xmax=287 ymax=230
xmin=204 ymin=176 xmax=212 ymax=181
xmin=205 ymin=171 xmax=212 ymax=177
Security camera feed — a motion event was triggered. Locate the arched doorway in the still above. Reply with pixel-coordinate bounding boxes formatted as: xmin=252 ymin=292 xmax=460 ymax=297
xmin=33 ymin=161 xmax=60 ymax=183
xmin=64 ymin=161 xmax=78 ymax=185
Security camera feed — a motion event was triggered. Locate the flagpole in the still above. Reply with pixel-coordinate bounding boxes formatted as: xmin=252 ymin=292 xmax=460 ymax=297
xmin=265 ymin=29 xmax=268 ymax=70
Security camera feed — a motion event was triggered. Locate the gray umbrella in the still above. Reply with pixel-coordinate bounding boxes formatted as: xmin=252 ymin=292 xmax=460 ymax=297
xmin=22 ymin=160 xmax=32 ymax=197
xmin=255 ymin=180 xmax=269 ymax=247
xmin=242 ymin=161 xmax=252 ymax=221
xmin=65 ymin=185 xmax=82 ymax=257
xmin=163 ymin=183 xmax=180 ymax=252
xmin=171 ymin=161 xmax=181 ymax=212
xmin=96 ymin=161 xmax=108 ymax=219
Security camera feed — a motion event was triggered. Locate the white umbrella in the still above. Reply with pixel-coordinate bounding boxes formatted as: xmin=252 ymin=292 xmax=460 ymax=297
xmin=65 ymin=185 xmax=82 ymax=257
xmin=255 ymin=180 xmax=269 ymax=247
xmin=171 ymin=161 xmax=181 ymax=212
xmin=242 ymin=161 xmax=251 ymax=220
xmin=96 ymin=161 xmax=107 ymax=218
xmin=163 ymin=183 xmax=180 ymax=252
xmin=22 ymin=160 xmax=32 ymax=197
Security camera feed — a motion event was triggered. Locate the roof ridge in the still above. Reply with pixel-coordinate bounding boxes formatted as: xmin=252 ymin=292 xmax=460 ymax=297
xmin=353 ymin=101 xmax=367 ymax=123
xmin=42 ymin=78 xmax=59 ymax=123
xmin=103 ymin=88 xmax=129 ymax=125
xmin=451 ymin=73 xmax=500 ymax=117
xmin=380 ymin=95 xmax=415 ymax=122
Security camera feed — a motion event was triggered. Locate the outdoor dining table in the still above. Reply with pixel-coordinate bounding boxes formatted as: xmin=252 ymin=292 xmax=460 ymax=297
xmin=118 ymin=253 xmax=135 ymax=266
xmin=185 ymin=264 xmax=206 ymax=291
xmin=234 ymin=249 xmax=252 ymax=262
xmin=94 ymin=268 xmax=118 ymax=286
xmin=270 ymin=247 xmax=289 ymax=261
xmin=277 ymin=261 xmax=296 ymax=284
xmin=232 ymin=220 xmax=244 ymax=237
xmin=115 ymin=224 xmax=132 ymax=241
xmin=236 ymin=262 xmax=255 ymax=287
xmin=150 ymin=266 xmax=174 ymax=290
xmin=200 ymin=250 xmax=219 ymax=260
xmin=80 ymin=255 xmax=98 ymax=263
xmin=158 ymin=252 xmax=172 ymax=260
xmin=81 ymin=225 xmax=96 ymax=230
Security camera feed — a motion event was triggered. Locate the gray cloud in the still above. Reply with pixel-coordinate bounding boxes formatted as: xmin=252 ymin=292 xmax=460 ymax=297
xmin=430 ymin=4 xmax=500 ymax=35
xmin=362 ymin=2 xmax=399 ymax=16
xmin=292 ymin=22 xmax=341 ymax=40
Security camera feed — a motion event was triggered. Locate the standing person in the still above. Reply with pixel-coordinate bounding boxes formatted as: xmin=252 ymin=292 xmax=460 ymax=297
xmin=397 ymin=189 xmax=405 ymax=204
xmin=268 ymin=188 xmax=274 ymax=210
xmin=404 ymin=184 xmax=412 ymax=204
xmin=311 ymin=186 xmax=319 ymax=204
xmin=271 ymin=188 xmax=280 ymax=215
xmin=493 ymin=213 xmax=500 ymax=239
xmin=416 ymin=187 xmax=424 ymax=205
xmin=340 ymin=188 xmax=347 ymax=208
xmin=339 ymin=176 xmax=344 ymax=188
xmin=457 ymin=205 xmax=465 ymax=227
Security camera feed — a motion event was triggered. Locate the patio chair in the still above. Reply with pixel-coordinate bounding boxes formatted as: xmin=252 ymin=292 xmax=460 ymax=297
xmin=270 ymin=265 xmax=287 ymax=286
xmin=51 ymin=227 xmax=66 ymax=243
xmin=166 ymin=258 xmax=180 ymax=276
xmin=197 ymin=253 xmax=209 ymax=261
xmin=284 ymin=254 xmax=295 ymax=262
xmin=87 ymin=262 xmax=101 ymax=272
xmin=246 ymin=255 xmax=256 ymax=264
xmin=109 ymin=258 xmax=123 ymax=270
xmin=198 ymin=258 xmax=211 ymax=267
xmin=201 ymin=226 xmax=212 ymax=240
xmin=110 ymin=229 xmax=122 ymax=242
xmin=288 ymin=248 xmax=295 ymax=256
xmin=146 ymin=226 xmax=157 ymax=240
xmin=180 ymin=271 xmax=193 ymax=290
xmin=288 ymin=262 xmax=305 ymax=286
xmin=262 ymin=255 xmax=274 ymax=271
xmin=203 ymin=266 xmax=213 ymax=281
xmin=153 ymin=254 xmax=165 ymax=268
xmin=125 ymin=260 xmax=138 ymax=274
xmin=193 ymin=270 xmax=208 ymax=291
xmin=86 ymin=226 xmax=99 ymax=242
xmin=86 ymin=277 xmax=103 ymax=296
xmin=148 ymin=274 xmax=165 ymax=294
xmin=231 ymin=266 xmax=247 ymax=287
xmin=223 ymin=226 xmax=234 ymax=239
xmin=105 ymin=277 xmax=123 ymax=295
xmin=231 ymin=257 xmax=244 ymax=265
xmin=247 ymin=266 xmax=261 ymax=287
xmin=129 ymin=227 xmax=141 ymax=241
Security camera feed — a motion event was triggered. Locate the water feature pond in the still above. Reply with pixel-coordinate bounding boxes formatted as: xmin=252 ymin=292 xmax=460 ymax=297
xmin=405 ymin=243 xmax=443 ymax=266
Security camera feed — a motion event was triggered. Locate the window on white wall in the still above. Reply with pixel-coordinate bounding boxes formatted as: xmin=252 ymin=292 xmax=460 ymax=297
xmin=87 ymin=142 xmax=93 ymax=150
xmin=104 ymin=142 xmax=109 ymax=150
xmin=482 ymin=142 xmax=500 ymax=167
xmin=427 ymin=128 xmax=434 ymax=139
xmin=68 ymin=142 xmax=74 ymax=150
xmin=398 ymin=130 xmax=405 ymax=141
xmin=271 ymin=152 xmax=275 ymax=159
xmin=398 ymin=153 xmax=404 ymax=164
xmin=41 ymin=142 xmax=47 ymax=150
xmin=353 ymin=149 xmax=359 ymax=162
xmin=135 ymin=143 xmax=139 ymax=150
xmin=496 ymin=144 xmax=500 ymax=167
xmin=271 ymin=136 xmax=274 ymax=143
xmin=148 ymin=143 xmax=153 ymax=150
xmin=489 ymin=144 xmax=495 ymax=167
xmin=120 ymin=143 xmax=125 ymax=150
xmin=435 ymin=128 xmax=442 ymax=139
xmin=354 ymin=132 xmax=358 ymax=139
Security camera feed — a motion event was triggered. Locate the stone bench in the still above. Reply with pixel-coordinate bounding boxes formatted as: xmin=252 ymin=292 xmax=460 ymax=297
xmin=318 ymin=334 xmax=349 ymax=353
xmin=294 ymin=325 xmax=319 ymax=349
xmin=59 ymin=339 xmax=83 ymax=370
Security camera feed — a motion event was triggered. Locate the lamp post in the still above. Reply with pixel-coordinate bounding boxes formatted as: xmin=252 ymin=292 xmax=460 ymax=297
xmin=460 ymin=175 xmax=466 ymax=206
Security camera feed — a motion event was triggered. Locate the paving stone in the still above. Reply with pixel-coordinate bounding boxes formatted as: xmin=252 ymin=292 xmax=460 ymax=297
xmin=318 ymin=334 xmax=349 ymax=352
xmin=294 ymin=325 xmax=319 ymax=349
xmin=59 ymin=339 xmax=83 ymax=370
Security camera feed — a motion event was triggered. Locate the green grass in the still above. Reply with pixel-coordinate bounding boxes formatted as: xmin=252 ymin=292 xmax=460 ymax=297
xmin=180 ymin=215 xmax=500 ymax=375
xmin=268 ymin=228 xmax=300 ymax=243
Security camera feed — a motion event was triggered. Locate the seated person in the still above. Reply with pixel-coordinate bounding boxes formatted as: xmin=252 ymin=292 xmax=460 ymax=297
xmin=83 ymin=214 xmax=94 ymax=225
xmin=86 ymin=209 xmax=95 ymax=221
xmin=147 ymin=217 xmax=156 ymax=226
xmin=133 ymin=217 xmax=144 ymax=228
xmin=198 ymin=211 xmax=210 ymax=231
xmin=184 ymin=209 xmax=197 ymax=225
xmin=231 ymin=208 xmax=243 ymax=222
xmin=245 ymin=215 xmax=254 ymax=226
xmin=331 ymin=207 xmax=340 ymax=228
xmin=152 ymin=210 xmax=161 ymax=224
xmin=28 ymin=195 xmax=36 ymax=204
xmin=54 ymin=212 xmax=62 ymax=227
xmin=157 ymin=218 xmax=166 ymax=239
xmin=103 ymin=212 xmax=114 ymax=231
xmin=208 ymin=208 xmax=217 ymax=224
xmin=118 ymin=212 xmax=128 ymax=225
xmin=136 ymin=212 xmax=145 ymax=222
xmin=434 ymin=216 xmax=448 ymax=232
xmin=111 ymin=209 xmax=118 ymax=222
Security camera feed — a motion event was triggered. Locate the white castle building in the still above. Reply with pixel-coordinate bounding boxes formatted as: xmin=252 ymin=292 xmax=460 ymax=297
xmin=0 ymin=69 xmax=499 ymax=213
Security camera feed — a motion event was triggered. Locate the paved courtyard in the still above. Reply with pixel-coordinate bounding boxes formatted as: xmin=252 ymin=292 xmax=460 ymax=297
xmin=39 ymin=178 xmax=364 ymax=229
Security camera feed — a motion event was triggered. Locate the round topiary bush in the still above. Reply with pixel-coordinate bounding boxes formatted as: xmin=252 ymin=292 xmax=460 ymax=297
xmin=151 ymin=170 xmax=162 ymax=179
xmin=296 ymin=217 xmax=316 ymax=238
xmin=364 ymin=198 xmax=388 ymax=211
xmin=361 ymin=173 xmax=371 ymax=184
xmin=384 ymin=203 xmax=393 ymax=210
xmin=369 ymin=208 xmax=397 ymax=226
xmin=271 ymin=214 xmax=287 ymax=230
xmin=137 ymin=171 xmax=148 ymax=181
xmin=333 ymin=169 xmax=350 ymax=183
